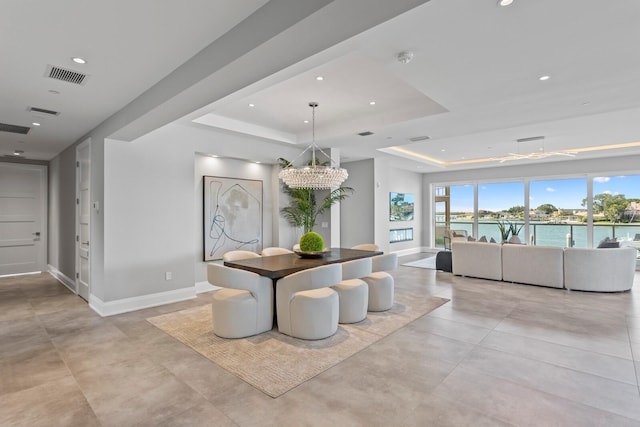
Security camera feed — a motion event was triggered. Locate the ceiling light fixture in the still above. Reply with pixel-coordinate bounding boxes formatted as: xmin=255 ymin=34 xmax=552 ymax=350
xmin=248 ymin=103 xmax=255 ymax=107
xmin=369 ymin=101 xmax=376 ymax=105
xmin=31 ymin=122 xmax=41 ymax=126
xmin=72 ymin=57 xmax=87 ymax=64
xmin=498 ymin=0 xmax=514 ymax=6
xmin=316 ymin=76 xmax=324 ymax=81
xmin=278 ymin=102 xmax=348 ymax=189
xmin=492 ymin=138 xmax=576 ymax=163
xmin=397 ymin=51 xmax=414 ymax=64
xmin=539 ymin=75 xmax=550 ymax=81
xmin=13 ymin=149 xmax=24 ymax=156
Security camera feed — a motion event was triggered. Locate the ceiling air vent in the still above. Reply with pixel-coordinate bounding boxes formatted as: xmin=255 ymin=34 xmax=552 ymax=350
xmin=27 ymin=106 xmax=60 ymax=116
xmin=409 ymin=135 xmax=430 ymax=142
xmin=358 ymin=131 xmax=374 ymax=136
xmin=516 ymin=136 xmax=545 ymax=143
xmin=44 ymin=64 xmax=88 ymax=85
xmin=0 ymin=123 xmax=30 ymax=134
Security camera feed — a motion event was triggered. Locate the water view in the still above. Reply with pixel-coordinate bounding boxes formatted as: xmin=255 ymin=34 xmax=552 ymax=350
xmin=434 ymin=175 xmax=640 ymax=257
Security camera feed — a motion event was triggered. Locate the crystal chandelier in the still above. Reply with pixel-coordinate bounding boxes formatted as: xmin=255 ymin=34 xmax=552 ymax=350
xmin=278 ymin=102 xmax=348 ymax=190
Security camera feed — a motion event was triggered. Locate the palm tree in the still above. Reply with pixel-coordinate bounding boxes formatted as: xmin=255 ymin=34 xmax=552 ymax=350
xmin=278 ymin=158 xmax=353 ymax=233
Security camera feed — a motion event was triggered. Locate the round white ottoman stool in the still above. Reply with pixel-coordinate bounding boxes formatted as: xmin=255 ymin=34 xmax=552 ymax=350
xmin=332 ymin=279 xmax=368 ymax=323
xmin=363 ymin=272 xmax=394 ymax=312
xmin=212 ymin=288 xmax=257 ymax=338
xmin=289 ymin=288 xmax=339 ymax=339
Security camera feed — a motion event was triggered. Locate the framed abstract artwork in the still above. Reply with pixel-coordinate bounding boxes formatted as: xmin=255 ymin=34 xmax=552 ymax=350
xmin=203 ymin=176 xmax=263 ymax=261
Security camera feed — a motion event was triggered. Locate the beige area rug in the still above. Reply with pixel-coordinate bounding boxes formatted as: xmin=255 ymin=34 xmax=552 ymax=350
xmin=147 ymin=293 xmax=449 ymax=398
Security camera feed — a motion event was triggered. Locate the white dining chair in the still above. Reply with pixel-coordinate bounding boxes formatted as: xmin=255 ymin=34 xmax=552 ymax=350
xmin=207 ymin=263 xmax=273 ymax=338
xmin=351 ymin=243 xmax=380 ymax=251
xmin=222 ymin=250 xmax=261 ymax=262
xmin=276 ymin=264 xmax=341 ymax=340
xmin=261 ymin=247 xmax=294 ymax=256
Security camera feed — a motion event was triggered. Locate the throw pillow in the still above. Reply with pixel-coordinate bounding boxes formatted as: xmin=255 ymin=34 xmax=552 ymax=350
xmin=478 ymin=235 xmax=487 ymax=242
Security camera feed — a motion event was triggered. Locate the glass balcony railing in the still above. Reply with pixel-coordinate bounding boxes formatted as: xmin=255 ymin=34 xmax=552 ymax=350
xmin=435 ymin=221 xmax=640 ymax=258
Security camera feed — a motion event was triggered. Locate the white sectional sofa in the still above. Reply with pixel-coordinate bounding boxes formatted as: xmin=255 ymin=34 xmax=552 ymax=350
xmin=564 ymin=247 xmax=637 ymax=292
xmin=451 ymin=241 xmax=636 ymax=292
xmin=451 ymin=241 xmax=502 ymax=281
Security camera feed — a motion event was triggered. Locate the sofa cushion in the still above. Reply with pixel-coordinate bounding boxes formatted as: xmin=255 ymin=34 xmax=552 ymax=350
xmin=502 ymin=244 xmax=564 ymax=288
xmin=564 ymin=247 xmax=636 ymax=291
xmin=452 ymin=241 xmax=502 ymax=281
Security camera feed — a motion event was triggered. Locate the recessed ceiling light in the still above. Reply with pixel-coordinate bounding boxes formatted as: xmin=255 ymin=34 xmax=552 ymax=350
xmin=72 ymin=57 xmax=87 ymax=64
xmin=369 ymin=101 xmax=376 ymax=106
xmin=31 ymin=122 xmax=41 ymax=126
xmin=498 ymin=0 xmax=514 ymax=6
xmin=248 ymin=103 xmax=255 ymax=107
xmin=316 ymin=76 xmax=324 ymax=81
xmin=539 ymin=75 xmax=550 ymax=81
xmin=48 ymin=89 xmax=60 ymax=95
xmin=13 ymin=150 xmax=24 ymax=156
xmin=303 ymin=120 xmax=309 ymax=124
xmin=582 ymin=101 xmax=591 ymax=106
xmin=441 ymin=149 xmax=446 ymax=152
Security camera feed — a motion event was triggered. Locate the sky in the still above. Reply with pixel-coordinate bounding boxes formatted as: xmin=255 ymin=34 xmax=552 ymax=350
xmin=446 ymin=175 xmax=640 ymax=213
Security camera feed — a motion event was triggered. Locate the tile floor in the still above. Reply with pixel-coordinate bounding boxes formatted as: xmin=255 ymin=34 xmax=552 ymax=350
xmin=1 ymin=255 xmax=640 ymax=426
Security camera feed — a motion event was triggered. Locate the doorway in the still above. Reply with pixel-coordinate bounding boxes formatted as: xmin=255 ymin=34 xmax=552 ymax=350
xmin=76 ymin=139 xmax=91 ymax=301
xmin=0 ymin=162 xmax=47 ymax=275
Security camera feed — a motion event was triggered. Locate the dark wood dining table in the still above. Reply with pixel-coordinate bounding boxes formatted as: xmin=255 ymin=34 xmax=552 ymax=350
xmin=223 ymin=248 xmax=383 ymax=280
xmin=223 ymin=247 xmax=382 ymax=327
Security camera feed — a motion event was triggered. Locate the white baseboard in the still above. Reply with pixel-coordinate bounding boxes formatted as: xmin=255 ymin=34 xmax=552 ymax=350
xmin=195 ymin=280 xmax=220 ymax=293
xmin=47 ymin=265 xmax=76 ymax=294
xmin=89 ymin=287 xmax=196 ymax=317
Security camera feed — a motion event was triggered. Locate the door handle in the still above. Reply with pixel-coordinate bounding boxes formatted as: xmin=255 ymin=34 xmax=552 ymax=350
xmin=33 ymin=232 xmax=40 ymax=236
xmin=82 ymin=241 xmax=90 ymax=245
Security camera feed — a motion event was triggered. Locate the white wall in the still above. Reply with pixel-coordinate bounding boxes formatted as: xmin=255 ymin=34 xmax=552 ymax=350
xmin=387 ymin=166 xmax=423 ymax=253
xmin=341 ymin=159 xmax=375 ymax=248
xmin=102 ymin=122 xmax=301 ymax=303
xmin=341 ymin=157 xmax=423 ymax=254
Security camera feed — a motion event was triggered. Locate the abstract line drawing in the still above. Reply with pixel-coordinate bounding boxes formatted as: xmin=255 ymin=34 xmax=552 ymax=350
xmin=203 ymin=176 xmax=262 ymax=261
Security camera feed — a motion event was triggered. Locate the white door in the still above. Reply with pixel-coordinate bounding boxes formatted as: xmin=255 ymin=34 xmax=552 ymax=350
xmin=76 ymin=140 xmax=91 ymax=301
xmin=0 ymin=162 xmax=47 ymax=276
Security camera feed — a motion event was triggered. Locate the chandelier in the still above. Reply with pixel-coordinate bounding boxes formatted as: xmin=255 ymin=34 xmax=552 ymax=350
xmin=278 ymin=102 xmax=348 ymax=189
xmin=492 ymin=137 xmax=577 ymax=163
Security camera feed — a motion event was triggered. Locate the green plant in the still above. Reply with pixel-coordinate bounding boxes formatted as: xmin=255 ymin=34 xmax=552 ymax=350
xmin=278 ymin=158 xmax=353 ymax=233
xmin=509 ymin=221 xmax=524 ymax=237
xmin=299 ymin=231 xmax=324 ymax=251
xmin=496 ymin=219 xmax=511 ymax=242
xmin=496 ymin=219 xmax=523 ymax=242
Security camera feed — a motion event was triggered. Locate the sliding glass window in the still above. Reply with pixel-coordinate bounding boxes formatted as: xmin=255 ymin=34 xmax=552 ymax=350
xmin=592 ymin=175 xmax=640 ymax=246
xmin=434 ymin=184 xmax=474 ymax=249
xmin=477 ymin=182 xmax=524 ymax=242
xmin=529 ymin=178 xmax=587 ymax=247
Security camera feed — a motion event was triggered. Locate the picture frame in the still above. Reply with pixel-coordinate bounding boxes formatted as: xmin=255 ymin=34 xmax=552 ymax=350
xmin=203 ymin=176 xmax=263 ymax=261
xmin=389 ymin=192 xmax=414 ymax=221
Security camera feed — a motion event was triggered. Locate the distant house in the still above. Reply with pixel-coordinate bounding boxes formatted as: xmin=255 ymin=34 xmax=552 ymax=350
xmin=624 ymin=202 xmax=640 ymax=222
